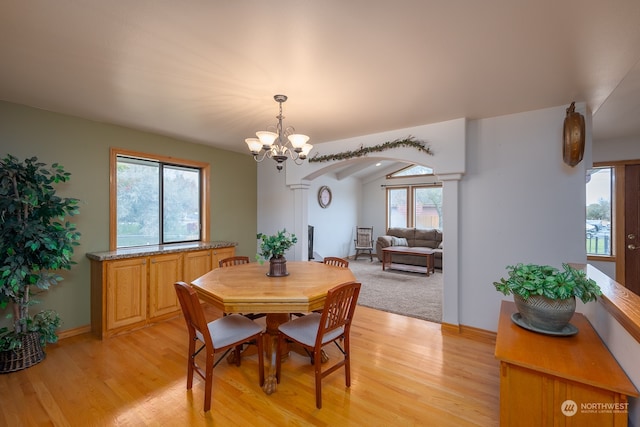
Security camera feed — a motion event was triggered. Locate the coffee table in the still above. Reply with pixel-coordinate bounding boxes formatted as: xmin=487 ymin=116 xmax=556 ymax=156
xmin=382 ymin=246 xmax=435 ymax=276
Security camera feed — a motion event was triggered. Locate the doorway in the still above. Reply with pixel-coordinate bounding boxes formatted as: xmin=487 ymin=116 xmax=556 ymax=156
xmin=623 ymin=164 xmax=640 ymax=295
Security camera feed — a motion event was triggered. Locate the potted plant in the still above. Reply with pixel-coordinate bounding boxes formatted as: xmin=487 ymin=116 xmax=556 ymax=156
xmin=493 ymin=263 xmax=602 ymax=334
xmin=257 ymin=229 xmax=297 ymax=277
xmin=0 ymin=155 xmax=81 ymax=372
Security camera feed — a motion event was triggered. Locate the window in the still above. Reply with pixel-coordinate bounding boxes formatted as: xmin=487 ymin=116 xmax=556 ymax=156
xmin=586 ymin=166 xmax=613 ymax=256
xmin=387 ymin=164 xmax=434 ymax=178
xmin=388 ymin=187 xmax=408 ymax=228
xmin=110 ymin=148 xmax=209 ymax=249
xmin=386 ymin=185 xmax=442 ymax=230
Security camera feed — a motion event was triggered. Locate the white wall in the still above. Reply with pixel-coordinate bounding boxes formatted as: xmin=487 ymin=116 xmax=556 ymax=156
xmin=460 ymin=105 xmax=589 ymax=330
xmin=308 ymin=175 xmax=360 ymax=259
xmin=593 ymin=136 xmax=640 ymax=163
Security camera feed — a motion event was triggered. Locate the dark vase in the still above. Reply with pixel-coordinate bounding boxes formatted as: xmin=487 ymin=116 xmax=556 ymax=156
xmin=268 ymin=256 xmax=288 ymax=277
xmin=513 ymin=294 xmax=576 ymax=332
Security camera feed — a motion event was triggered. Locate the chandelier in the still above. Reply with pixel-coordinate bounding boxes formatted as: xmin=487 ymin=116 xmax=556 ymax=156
xmin=245 ymin=94 xmax=313 ymax=171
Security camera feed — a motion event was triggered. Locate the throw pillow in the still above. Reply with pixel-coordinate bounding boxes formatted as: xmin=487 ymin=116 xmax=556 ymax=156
xmin=391 ymin=236 xmax=409 ymax=246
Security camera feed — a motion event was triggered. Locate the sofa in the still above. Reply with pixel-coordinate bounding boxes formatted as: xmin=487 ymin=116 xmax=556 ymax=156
xmin=376 ymin=227 xmax=443 ymax=269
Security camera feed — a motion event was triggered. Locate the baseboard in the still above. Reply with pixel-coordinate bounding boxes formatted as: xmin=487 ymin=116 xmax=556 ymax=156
xmin=57 ymin=325 xmax=92 ymax=340
xmin=441 ymin=322 xmax=496 ymax=345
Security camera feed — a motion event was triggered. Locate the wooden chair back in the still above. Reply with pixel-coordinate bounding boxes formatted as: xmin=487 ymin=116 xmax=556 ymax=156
xmin=316 ymin=281 xmax=361 ymax=348
xmin=355 ymin=227 xmax=373 ymax=249
xmin=323 ymin=257 xmax=349 ymax=268
xmin=219 ymin=256 xmax=250 ymax=268
xmin=174 ymin=281 xmax=212 ymax=348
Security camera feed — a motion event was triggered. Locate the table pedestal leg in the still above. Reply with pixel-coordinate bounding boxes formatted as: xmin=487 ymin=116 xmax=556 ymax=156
xmin=262 ymin=313 xmax=289 ymax=395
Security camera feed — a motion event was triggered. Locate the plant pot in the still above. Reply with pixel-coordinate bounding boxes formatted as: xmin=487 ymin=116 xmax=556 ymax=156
xmin=0 ymin=331 xmax=46 ymax=373
xmin=513 ymin=294 xmax=576 ymax=332
xmin=268 ymin=256 xmax=288 ymax=277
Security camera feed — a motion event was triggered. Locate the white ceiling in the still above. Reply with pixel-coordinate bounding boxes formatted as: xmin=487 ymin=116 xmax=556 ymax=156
xmin=2 ymin=1 xmax=640 ymax=172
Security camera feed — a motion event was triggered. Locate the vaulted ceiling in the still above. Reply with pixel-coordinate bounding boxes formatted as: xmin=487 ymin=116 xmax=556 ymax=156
xmin=2 ymin=1 xmax=639 ymax=168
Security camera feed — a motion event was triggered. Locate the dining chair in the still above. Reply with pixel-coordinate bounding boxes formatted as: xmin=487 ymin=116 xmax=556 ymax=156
xmin=173 ymin=281 xmax=264 ymax=412
xmin=275 ymin=281 xmax=361 ymax=408
xmin=354 ymin=226 xmax=374 ymax=261
xmin=218 ymin=255 xmax=265 ymax=320
xmin=323 ymin=257 xmax=349 ymax=268
xmin=218 ymin=255 xmax=250 ymax=268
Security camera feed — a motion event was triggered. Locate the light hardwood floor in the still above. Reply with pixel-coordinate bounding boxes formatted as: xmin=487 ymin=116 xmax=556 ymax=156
xmin=0 ymin=305 xmax=500 ymax=426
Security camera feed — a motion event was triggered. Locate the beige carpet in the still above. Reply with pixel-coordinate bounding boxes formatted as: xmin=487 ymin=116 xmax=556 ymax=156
xmin=348 ymin=258 xmax=442 ymax=323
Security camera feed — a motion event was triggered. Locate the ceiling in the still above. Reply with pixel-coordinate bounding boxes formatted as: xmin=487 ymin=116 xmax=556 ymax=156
xmin=2 ymin=1 xmax=640 ymax=179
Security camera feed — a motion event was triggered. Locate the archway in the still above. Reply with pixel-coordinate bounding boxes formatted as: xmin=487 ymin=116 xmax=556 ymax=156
xmin=258 ymin=118 xmax=466 ymax=326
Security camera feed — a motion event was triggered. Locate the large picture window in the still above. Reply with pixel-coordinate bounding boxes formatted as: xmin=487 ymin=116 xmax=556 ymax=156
xmin=110 ymin=148 xmax=209 ymax=249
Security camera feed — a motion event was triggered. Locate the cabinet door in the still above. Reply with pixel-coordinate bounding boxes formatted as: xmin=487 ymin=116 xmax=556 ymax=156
xmin=183 ymin=250 xmax=213 ymax=283
xmin=149 ymin=253 xmax=183 ymax=319
xmin=211 ymin=247 xmax=236 ymax=269
xmin=106 ymin=258 xmax=147 ymax=331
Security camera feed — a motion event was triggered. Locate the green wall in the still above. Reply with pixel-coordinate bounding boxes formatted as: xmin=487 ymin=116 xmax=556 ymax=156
xmin=0 ymin=101 xmax=257 ymax=332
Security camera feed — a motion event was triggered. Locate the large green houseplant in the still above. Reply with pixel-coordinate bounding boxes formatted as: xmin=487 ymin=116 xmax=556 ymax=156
xmin=493 ymin=263 xmax=602 ymax=333
xmin=0 ymin=155 xmax=81 ymax=372
xmin=257 ymin=229 xmax=297 ymax=277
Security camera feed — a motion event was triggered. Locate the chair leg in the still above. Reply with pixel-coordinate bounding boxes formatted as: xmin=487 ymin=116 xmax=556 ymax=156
xmin=187 ymin=337 xmax=196 ymax=390
xmin=203 ymin=349 xmax=215 ymax=412
xmin=314 ymin=347 xmax=323 ymax=409
xmin=234 ymin=344 xmax=242 ymax=367
xmin=344 ymin=335 xmax=351 ymax=387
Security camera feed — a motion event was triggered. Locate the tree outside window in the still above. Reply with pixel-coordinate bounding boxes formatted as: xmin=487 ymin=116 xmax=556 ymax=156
xmin=111 ymin=150 xmax=207 ymax=249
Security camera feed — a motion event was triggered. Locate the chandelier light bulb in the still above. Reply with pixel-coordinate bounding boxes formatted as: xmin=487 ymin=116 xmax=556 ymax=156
xmin=256 ymin=131 xmax=278 ymax=147
xmin=288 ymin=134 xmax=310 ymax=150
xmin=245 ymin=138 xmax=263 ymax=154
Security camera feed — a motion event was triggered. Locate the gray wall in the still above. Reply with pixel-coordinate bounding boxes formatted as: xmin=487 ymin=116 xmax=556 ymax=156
xmin=0 ymin=101 xmax=257 ymax=331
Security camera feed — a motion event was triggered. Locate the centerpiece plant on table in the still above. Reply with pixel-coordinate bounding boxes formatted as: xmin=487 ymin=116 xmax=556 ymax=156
xmin=493 ymin=263 xmax=602 ymax=334
xmin=256 ymin=229 xmax=297 ymax=277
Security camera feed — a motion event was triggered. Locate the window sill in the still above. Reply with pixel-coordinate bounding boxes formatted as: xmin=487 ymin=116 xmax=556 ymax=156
xmin=587 ymin=254 xmax=615 ymax=262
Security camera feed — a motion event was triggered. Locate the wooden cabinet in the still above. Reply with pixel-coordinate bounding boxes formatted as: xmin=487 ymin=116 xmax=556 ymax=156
xmin=105 ymin=257 xmax=147 ymax=331
xmin=495 ymin=301 xmax=638 ymax=426
xmin=183 ymin=250 xmax=212 ymax=283
xmin=149 ymin=253 xmax=183 ymax=320
xmin=89 ymin=244 xmax=235 ymax=338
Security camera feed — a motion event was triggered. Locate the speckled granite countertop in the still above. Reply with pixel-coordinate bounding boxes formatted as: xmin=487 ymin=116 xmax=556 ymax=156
xmin=86 ymin=241 xmax=237 ymax=261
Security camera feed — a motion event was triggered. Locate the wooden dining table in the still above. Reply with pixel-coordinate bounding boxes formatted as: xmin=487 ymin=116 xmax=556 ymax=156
xmin=191 ymin=260 xmax=356 ymax=394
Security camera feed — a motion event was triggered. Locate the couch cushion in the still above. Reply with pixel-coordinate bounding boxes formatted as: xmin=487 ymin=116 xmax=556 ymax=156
xmin=414 ymin=228 xmax=442 ymax=249
xmin=386 ymin=227 xmax=416 ymax=244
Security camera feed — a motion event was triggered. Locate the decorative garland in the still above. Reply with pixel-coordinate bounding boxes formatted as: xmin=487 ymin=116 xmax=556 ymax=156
xmin=308 ymin=136 xmax=433 ymax=163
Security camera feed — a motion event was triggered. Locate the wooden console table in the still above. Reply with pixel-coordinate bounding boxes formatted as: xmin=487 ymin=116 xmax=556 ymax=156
xmin=495 ymin=301 xmax=638 ymax=426
xmin=381 ymin=246 xmax=435 ymax=276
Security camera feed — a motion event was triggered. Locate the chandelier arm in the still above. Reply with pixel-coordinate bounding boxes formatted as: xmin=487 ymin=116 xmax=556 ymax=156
xmin=252 ymin=150 xmax=271 ymax=163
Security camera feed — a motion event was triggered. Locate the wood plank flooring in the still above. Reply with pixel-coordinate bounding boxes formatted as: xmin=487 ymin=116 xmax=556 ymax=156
xmin=0 ymin=305 xmax=500 ymax=426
